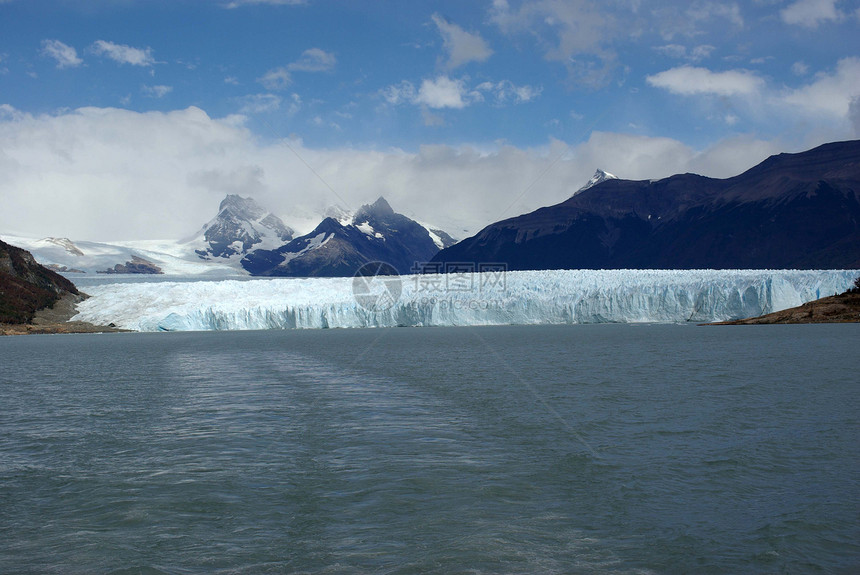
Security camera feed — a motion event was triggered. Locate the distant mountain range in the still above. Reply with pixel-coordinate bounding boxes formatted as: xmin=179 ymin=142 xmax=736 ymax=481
xmin=241 ymin=197 xmax=456 ymax=276
xmin=5 ymin=140 xmax=858 ymax=278
xmin=2 ymin=195 xmax=456 ymax=278
xmin=432 ymin=140 xmax=860 ymax=270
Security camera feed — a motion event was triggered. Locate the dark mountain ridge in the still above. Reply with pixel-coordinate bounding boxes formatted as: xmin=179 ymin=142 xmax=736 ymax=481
xmin=432 ymin=140 xmax=860 ymax=270
xmin=242 ymin=197 xmax=444 ymax=276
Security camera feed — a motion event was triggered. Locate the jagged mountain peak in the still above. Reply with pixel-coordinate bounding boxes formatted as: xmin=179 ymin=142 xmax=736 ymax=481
xmin=242 ymin=197 xmax=453 ymax=277
xmin=575 ymin=169 xmax=618 ymax=195
xmin=315 ymin=217 xmax=348 ymax=234
xmin=191 ymin=194 xmax=294 ymax=260
xmin=356 ymin=197 xmax=395 ymax=219
xmin=217 ymin=194 xmax=268 ymax=220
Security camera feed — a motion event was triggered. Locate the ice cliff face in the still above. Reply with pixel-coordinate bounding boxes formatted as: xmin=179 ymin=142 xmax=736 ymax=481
xmin=71 ymin=269 xmax=857 ymax=332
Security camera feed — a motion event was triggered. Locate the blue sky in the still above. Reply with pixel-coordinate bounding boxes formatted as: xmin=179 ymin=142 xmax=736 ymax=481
xmin=1 ymin=0 xmax=859 ymax=240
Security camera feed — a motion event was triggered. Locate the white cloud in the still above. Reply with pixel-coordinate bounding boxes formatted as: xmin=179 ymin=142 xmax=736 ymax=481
xmin=431 ymin=13 xmax=493 ymax=69
xmin=421 ymin=108 xmax=445 ymax=127
xmin=382 ymin=77 xmax=539 ymax=110
xmin=287 ymin=48 xmax=336 ymax=72
xmin=380 ymin=81 xmax=416 ymax=105
xmin=0 ymin=106 xmax=255 ymax=240
xmin=685 ymin=135 xmax=786 ymax=178
xmin=792 ymin=61 xmax=810 ymax=76
xmin=850 ymin=96 xmax=860 ymax=137
xmin=749 ymin=56 xmax=774 ymax=65
xmin=490 ymin=0 xmax=608 ymax=58
xmin=0 ymin=103 xmax=26 ymax=121
xmin=654 ymin=44 xmax=687 ymax=59
xmin=224 ymin=76 xmax=239 ymax=85
xmin=257 ymin=49 xmax=335 ymax=91
xmin=690 ymin=45 xmax=716 ymax=61
xmin=781 ymin=0 xmax=841 ymax=27
xmin=188 ymin=165 xmax=266 ymax=198
xmin=0 ymin=104 xmax=810 ymax=242
xmin=91 ymin=40 xmax=155 ymax=66
xmin=310 ymin=115 xmax=341 ymax=131
xmin=781 ymin=57 xmax=860 ymax=118
xmin=647 ymin=58 xmax=860 ymax=137
xmin=236 ymin=93 xmax=281 ymax=113
xmin=654 ymin=44 xmax=715 ymax=62
xmin=489 ymin=0 xmax=616 ymax=87
xmin=475 ymin=80 xmax=542 ymax=104
xmin=687 ymin=2 xmax=743 ymax=28
xmin=142 ymin=84 xmax=172 ymax=98
xmin=41 ymin=39 xmax=83 ymax=69
xmin=653 ymin=2 xmax=744 ymax=40
xmin=647 ymin=66 xmax=765 ymax=96
xmin=415 ymin=76 xmax=469 ymax=109
xmin=286 ymin=93 xmax=302 ymax=115
xmin=257 ymin=67 xmax=291 ymax=90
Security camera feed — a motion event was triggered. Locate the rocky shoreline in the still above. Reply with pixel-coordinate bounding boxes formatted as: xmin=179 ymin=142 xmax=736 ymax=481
xmin=707 ymin=291 xmax=860 ymax=325
xmin=0 ymin=293 xmax=127 ymax=336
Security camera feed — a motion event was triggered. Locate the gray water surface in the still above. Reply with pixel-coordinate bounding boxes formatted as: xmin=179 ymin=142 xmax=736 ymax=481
xmin=1 ymin=324 xmax=858 ymax=573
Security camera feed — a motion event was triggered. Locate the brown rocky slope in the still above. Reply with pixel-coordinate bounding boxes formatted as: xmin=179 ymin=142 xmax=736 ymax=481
xmin=1 ymin=239 xmax=123 ymax=335
xmin=709 ymin=283 xmax=860 ymax=325
xmin=1 ymin=238 xmax=79 ymax=323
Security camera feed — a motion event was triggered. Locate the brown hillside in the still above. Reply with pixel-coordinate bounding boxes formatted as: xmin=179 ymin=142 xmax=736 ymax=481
xmin=0 ymin=239 xmax=79 ymax=324
xmin=709 ymin=291 xmax=860 ymax=325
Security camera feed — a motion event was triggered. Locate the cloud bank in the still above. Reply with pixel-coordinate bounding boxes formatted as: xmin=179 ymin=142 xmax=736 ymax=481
xmin=0 ymin=104 xmax=815 ymax=242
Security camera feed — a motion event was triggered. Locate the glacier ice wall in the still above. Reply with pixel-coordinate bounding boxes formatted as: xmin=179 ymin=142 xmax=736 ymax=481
xmin=71 ymin=269 xmax=858 ymax=332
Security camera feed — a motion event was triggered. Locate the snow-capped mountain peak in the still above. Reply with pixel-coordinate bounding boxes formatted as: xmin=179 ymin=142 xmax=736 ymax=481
xmin=325 ymin=205 xmax=354 ymax=227
xmin=189 ymin=194 xmax=294 ymax=260
xmin=217 ymin=194 xmax=267 ymax=221
xmin=355 ymin=197 xmax=395 ymax=219
xmin=241 ymin=197 xmax=455 ymax=277
xmin=574 ymin=169 xmax=618 ymax=195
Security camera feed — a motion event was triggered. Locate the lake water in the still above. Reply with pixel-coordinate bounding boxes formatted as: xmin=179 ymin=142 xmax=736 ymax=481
xmin=1 ymin=324 xmax=858 ymax=574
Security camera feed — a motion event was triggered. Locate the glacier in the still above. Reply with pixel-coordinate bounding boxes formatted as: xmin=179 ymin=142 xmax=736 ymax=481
xmin=70 ymin=269 xmax=859 ymax=332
